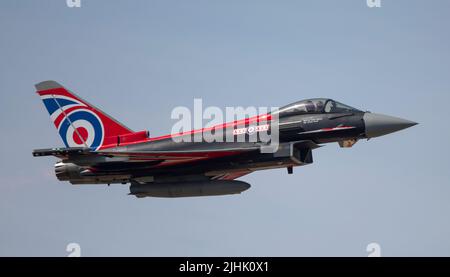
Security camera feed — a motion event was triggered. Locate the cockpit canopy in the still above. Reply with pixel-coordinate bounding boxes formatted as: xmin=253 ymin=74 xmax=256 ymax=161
xmin=274 ymin=98 xmax=361 ymax=118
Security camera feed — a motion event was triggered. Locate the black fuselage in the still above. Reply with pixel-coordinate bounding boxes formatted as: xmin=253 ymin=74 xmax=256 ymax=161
xmin=82 ymin=110 xmax=366 ymax=183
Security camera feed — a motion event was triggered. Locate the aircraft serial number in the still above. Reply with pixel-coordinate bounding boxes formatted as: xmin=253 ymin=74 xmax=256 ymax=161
xmin=233 ymin=124 xmax=270 ymax=135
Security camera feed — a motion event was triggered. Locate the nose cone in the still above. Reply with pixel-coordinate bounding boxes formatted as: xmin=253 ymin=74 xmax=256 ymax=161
xmin=364 ymin=113 xmax=417 ymax=138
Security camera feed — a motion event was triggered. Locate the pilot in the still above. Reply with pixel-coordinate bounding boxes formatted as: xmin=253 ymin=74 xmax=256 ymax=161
xmin=315 ymin=101 xmax=324 ymax=112
xmin=325 ymin=101 xmax=336 ymax=113
xmin=305 ymin=100 xmax=315 ymax=113
xmin=329 ymin=101 xmax=337 ymax=112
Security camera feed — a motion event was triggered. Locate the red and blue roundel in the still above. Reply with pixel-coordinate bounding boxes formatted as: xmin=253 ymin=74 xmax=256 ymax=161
xmin=58 ymin=109 xmax=104 ymax=150
xmin=41 ymin=95 xmax=104 ymax=150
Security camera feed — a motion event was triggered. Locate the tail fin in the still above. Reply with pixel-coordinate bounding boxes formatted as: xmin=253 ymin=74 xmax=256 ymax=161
xmin=35 ymin=80 xmax=133 ymax=150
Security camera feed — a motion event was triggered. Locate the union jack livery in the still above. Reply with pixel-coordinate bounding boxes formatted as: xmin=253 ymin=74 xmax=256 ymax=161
xmin=37 ymin=81 xmax=133 ymax=150
xmin=33 ymin=81 xmax=417 ymax=198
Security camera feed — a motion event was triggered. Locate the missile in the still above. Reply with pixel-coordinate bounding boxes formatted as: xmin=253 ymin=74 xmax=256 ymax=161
xmin=129 ymin=180 xmax=251 ymax=198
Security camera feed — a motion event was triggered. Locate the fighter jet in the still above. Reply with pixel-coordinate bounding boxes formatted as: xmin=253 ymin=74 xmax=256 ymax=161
xmin=32 ymin=81 xmax=417 ymax=198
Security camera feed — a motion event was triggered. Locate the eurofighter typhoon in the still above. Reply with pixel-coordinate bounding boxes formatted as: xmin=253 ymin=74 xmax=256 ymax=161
xmin=33 ymin=81 xmax=417 ymax=198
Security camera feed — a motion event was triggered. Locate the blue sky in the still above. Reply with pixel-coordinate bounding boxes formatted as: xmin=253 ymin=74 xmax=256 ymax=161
xmin=1 ymin=0 xmax=450 ymax=256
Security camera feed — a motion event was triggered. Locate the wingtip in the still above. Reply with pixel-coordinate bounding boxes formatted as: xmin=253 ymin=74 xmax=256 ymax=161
xmin=35 ymin=80 xmax=64 ymax=91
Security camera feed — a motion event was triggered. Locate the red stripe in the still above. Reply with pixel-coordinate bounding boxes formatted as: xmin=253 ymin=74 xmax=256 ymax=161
xmin=100 ymin=114 xmax=272 ymax=149
xmin=219 ymin=171 xmax=251 ymax=180
xmin=321 ymin=126 xmax=354 ymax=132
xmin=147 ymin=114 xmax=272 ymax=142
xmin=53 ymin=105 xmax=86 ymax=128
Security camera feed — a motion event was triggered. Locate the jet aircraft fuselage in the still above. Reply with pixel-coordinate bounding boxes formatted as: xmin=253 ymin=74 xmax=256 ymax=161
xmin=33 ymin=81 xmax=417 ymax=197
